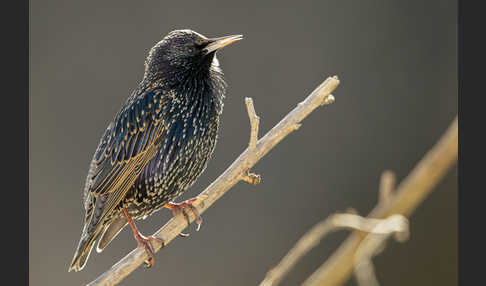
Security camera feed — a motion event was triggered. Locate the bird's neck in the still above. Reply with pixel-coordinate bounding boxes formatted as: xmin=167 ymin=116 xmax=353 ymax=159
xmin=144 ymin=64 xmax=226 ymax=117
xmin=177 ymin=68 xmax=226 ymax=116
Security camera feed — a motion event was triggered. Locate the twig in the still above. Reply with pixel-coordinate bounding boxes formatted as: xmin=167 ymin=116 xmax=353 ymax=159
xmin=245 ymin=97 xmax=260 ymax=151
xmin=241 ymin=171 xmax=262 ymax=185
xmin=378 ymin=170 xmax=396 ymax=205
xmin=242 ymin=97 xmax=262 ymax=185
xmin=301 ymin=116 xmax=458 ymax=286
xmin=86 ymin=76 xmax=340 ymax=286
xmin=258 ymin=214 xmax=408 ymax=286
xmin=370 ymin=170 xmax=398 ymax=256
xmin=353 ymin=215 xmax=409 ymax=286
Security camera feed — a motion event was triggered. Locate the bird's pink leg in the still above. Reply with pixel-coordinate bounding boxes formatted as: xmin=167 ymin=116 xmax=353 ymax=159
xmin=122 ymin=208 xmax=164 ymax=268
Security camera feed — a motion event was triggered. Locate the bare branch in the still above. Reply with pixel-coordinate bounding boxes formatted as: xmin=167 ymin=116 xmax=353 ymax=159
xmin=353 ymin=257 xmax=380 ymax=286
xmin=354 ymin=215 xmax=409 ymax=286
xmin=258 ymin=214 xmax=407 ymax=286
xmin=378 ymin=170 xmax=396 ymax=205
xmin=245 ymin=97 xmax=260 ymax=151
xmin=86 ymin=76 xmax=340 ymax=286
xmin=242 ymin=97 xmax=262 ymax=184
xmin=301 ymin=116 xmax=458 ymax=286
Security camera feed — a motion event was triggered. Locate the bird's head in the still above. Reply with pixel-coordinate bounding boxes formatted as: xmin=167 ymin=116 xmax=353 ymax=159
xmin=144 ymin=29 xmax=243 ymax=82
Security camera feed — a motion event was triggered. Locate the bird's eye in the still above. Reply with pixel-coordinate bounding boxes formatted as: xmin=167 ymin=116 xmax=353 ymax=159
xmin=194 ymin=40 xmax=206 ymax=49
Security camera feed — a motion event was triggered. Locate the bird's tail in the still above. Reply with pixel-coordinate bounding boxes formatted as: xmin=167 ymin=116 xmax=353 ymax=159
xmin=70 ymin=191 xmax=111 ymax=272
xmin=68 ymin=228 xmax=103 ymax=272
xmin=96 ymin=215 xmax=127 ymax=253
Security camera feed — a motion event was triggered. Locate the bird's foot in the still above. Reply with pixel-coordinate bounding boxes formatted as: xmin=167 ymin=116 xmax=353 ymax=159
xmin=134 ymin=233 xmax=165 ymax=268
xmin=164 ymin=195 xmax=208 ymax=234
xmin=122 ymin=208 xmax=164 ymax=268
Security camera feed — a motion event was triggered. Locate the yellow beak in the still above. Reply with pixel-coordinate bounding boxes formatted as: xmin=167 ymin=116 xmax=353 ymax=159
xmin=204 ymin=34 xmax=243 ymax=54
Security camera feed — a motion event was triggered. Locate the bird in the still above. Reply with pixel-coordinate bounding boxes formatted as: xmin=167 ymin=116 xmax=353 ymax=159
xmin=68 ymin=29 xmax=242 ymax=272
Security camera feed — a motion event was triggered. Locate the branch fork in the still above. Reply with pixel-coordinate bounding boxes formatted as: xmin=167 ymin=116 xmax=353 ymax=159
xmin=86 ymin=76 xmax=340 ymax=286
xmin=241 ymin=97 xmax=262 ymax=185
xmin=302 ymin=116 xmax=457 ymax=286
xmin=258 ymin=125 xmax=457 ymax=286
xmin=258 ymin=211 xmax=409 ymax=286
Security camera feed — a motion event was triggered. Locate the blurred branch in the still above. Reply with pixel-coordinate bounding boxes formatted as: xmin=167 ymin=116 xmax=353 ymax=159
xmin=259 ymin=213 xmax=408 ymax=286
xmin=378 ymin=170 xmax=396 ymax=205
xmin=353 ymin=215 xmax=409 ymax=286
xmin=259 ymin=116 xmax=457 ymax=286
xmin=302 ymin=116 xmax=458 ymax=286
xmin=86 ymin=76 xmax=340 ymax=286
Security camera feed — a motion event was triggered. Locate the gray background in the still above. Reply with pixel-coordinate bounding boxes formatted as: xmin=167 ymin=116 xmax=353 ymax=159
xmin=30 ymin=1 xmax=457 ymax=285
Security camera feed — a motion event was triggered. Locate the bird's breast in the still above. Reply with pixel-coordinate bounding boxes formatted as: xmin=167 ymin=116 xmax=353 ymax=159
xmin=125 ymin=91 xmax=222 ymax=216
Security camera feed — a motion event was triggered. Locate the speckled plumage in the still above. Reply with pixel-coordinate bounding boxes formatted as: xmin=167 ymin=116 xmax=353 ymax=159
xmin=69 ymin=30 xmax=239 ymax=272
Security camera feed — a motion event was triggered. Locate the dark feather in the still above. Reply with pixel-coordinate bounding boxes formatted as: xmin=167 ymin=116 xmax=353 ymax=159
xmin=70 ymin=29 xmax=231 ymax=272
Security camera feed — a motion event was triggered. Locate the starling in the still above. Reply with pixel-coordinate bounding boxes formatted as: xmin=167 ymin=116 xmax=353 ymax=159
xmin=69 ymin=29 xmax=242 ymax=272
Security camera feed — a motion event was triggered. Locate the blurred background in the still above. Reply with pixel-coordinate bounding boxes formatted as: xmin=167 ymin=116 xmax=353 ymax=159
xmin=29 ymin=1 xmax=457 ymax=285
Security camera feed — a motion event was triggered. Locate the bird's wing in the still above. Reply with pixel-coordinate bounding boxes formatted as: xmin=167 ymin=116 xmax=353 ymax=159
xmin=82 ymin=87 xmax=172 ymax=221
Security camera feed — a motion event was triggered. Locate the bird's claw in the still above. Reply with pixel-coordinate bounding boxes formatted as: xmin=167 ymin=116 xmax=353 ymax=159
xmin=164 ymin=195 xmax=207 ymax=232
xmin=135 ymin=234 xmax=164 ymax=268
